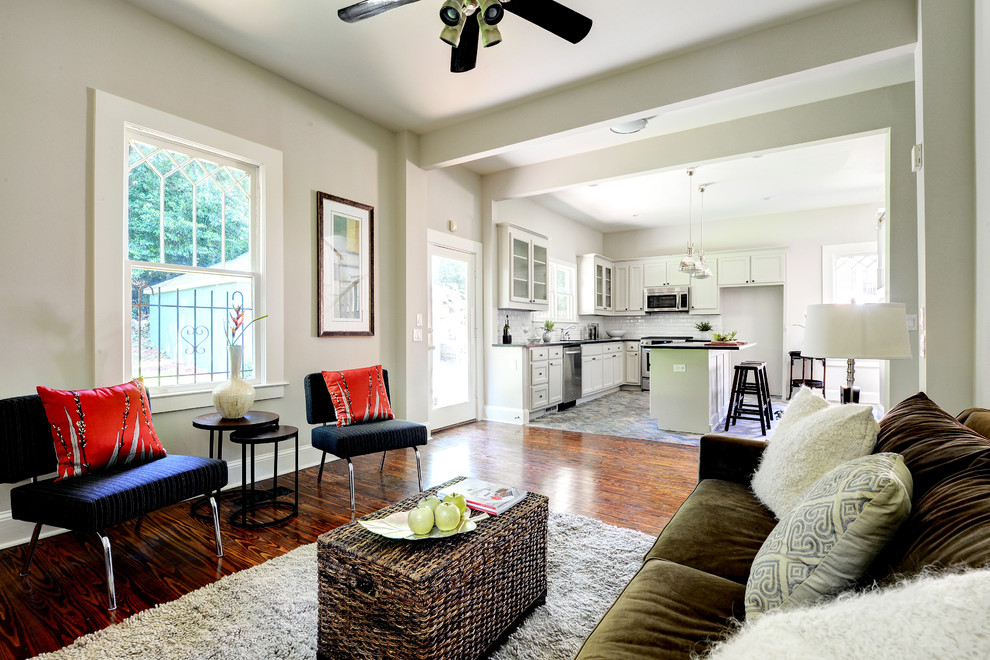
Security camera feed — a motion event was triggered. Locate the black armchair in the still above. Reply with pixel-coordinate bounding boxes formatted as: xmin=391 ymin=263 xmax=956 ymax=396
xmin=303 ymin=370 xmax=427 ymax=510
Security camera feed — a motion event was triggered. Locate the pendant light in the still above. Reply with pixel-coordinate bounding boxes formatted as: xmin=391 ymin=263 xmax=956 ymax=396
xmin=678 ymin=169 xmax=700 ymax=275
xmin=693 ymin=183 xmax=712 ymax=279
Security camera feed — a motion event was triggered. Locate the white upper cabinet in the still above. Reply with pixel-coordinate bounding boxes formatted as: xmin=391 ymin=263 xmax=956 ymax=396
xmin=613 ymin=260 xmax=644 ymax=313
xmin=689 ymin=260 xmax=720 ymax=314
xmin=578 ymin=254 xmax=614 ymax=315
xmin=717 ymin=249 xmax=786 ymax=286
xmin=643 ymin=259 xmax=692 ymax=287
xmin=497 ymin=223 xmax=549 ymax=310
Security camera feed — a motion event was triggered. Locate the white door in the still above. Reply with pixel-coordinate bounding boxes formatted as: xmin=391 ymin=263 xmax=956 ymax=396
xmin=428 ymin=242 xmax=480 ymax=430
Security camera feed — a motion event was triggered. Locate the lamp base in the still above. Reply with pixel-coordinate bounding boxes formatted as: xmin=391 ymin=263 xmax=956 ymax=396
xmin=841 ymin=385 xmax=861 ymax=404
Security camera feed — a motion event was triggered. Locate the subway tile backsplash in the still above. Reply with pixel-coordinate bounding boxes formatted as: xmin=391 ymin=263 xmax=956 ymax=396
xmin=497 ymin=309 xmax=722 ymax=342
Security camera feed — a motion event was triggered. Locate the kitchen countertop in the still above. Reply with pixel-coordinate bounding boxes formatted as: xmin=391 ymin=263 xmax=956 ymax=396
xmin=648 ymin=342 xmax=757 ymax=350
xmin=492 ymin=338 xmax=639 ymax=348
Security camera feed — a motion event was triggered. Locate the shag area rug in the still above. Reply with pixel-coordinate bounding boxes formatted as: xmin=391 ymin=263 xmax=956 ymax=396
xmin=527 ymin=390 xmax=785 ymax=446
xmin=36 ymin=511 xmax=654 ymax=660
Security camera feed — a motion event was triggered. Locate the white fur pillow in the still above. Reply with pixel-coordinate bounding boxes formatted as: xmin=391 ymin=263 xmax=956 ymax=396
xmin=707 ymin=569 xmax=990 ymax=659
xmin=751 ymin=387 xmax=878 ymax=518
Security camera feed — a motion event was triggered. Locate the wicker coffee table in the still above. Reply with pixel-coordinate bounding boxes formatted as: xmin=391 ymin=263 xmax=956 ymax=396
xmin=317 ymin=477 xmax=549 ymax=660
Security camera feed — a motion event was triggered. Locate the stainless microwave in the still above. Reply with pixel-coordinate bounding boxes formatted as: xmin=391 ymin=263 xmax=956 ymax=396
xmin=644 ymin=286 xmax=690 ymax=312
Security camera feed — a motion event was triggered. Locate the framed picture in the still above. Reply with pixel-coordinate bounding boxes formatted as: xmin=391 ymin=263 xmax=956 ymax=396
xmin=317 ymin=192 xmax=374 ymax=336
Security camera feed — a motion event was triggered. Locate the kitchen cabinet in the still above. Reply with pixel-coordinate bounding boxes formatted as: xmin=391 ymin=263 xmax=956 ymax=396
xmin=643 ymin=259 xmax=691 ymax=287
xmin=580 ymin=343 xmax=604 ymax=396
xmin=689 ymin=259 xmax=719 ymax=314
xmin=613 ymin=260 xmax=644 ymax=313
xmin=602 ymin=342 xmax=623 ymax=389
xmin=548 ymin=348 xmax=563 ymax=405
xmin=578 ymin=254 xmax=614 ymax=315
xmin=623 ymin=341 xmax=640 ymax=385
xmin=497 ymin=223 xmax=549 ymax=310
xmin=717 ymin=249 xmax=785 ymax=286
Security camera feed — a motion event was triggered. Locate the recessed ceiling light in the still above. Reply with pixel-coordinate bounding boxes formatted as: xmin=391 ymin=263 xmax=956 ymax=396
xmin=610 ymin=118 xmax=650 ymax=135
xmin=763 ymin=195 xmax=775 ymax=201
xmin=632 ymin=213 xmax=642 ymax=218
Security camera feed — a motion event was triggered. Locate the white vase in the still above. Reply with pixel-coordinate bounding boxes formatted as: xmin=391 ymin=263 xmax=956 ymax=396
xmin=543 ymin=331 xmax=552 ymax=343
xmin=212 ymin=345 xmax=255 ymax=419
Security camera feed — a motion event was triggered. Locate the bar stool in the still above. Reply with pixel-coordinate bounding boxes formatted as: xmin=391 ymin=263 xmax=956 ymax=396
xmin=788 ymin=350 xmax=826 ymax=399
xmin=724 ymin=361 xmax=773 ymax=436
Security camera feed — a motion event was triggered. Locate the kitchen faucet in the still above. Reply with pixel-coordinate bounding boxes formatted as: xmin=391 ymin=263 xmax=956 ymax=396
xmin=561 ymin=324 xmax=575 ymax=340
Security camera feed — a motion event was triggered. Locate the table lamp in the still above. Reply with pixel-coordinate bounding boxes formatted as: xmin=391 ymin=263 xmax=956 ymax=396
xmin=801 ymin=303 xmax=912 ymax=403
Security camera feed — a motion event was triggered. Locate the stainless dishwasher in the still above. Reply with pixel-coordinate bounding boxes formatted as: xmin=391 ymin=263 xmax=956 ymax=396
xmin=563 ymin=344 xmax=582 ymax=404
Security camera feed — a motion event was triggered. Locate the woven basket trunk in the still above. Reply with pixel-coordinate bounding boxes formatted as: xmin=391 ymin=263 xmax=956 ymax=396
xmin=317 ymin=478 xmax=549 ymax=659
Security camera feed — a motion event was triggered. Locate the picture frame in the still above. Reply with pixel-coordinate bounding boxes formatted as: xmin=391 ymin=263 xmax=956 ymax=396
xmin=317 ymin=191 xmax=374 ymax=336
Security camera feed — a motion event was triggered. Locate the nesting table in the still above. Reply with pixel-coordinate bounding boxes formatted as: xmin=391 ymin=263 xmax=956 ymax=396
xmin=316 ymin=477 xmax=549 ymax=660
xmin=229 ymin=424 xmax=299 ymax=528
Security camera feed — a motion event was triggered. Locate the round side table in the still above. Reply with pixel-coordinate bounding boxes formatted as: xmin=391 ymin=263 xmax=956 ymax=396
xmin=229 ymin=425 xmax=300 ymax=529
xmin=190 ymin=411 xmax=279 ymax=522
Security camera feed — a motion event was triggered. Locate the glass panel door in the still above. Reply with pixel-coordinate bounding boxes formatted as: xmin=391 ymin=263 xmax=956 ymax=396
xmin=429 ymin=243 xmax=478 ymax=429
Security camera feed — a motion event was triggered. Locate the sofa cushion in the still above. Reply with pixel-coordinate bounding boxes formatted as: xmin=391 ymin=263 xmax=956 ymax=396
xmin=875 ymin=392 xmax=990 ymax=497
xmin=957 ymin=408 xmax=990 ymax=439
xmin=870 ymin=463 xmax=990 ymax=579
xmin=707 ymin=569 xmax=990 ymax=659
xmin=574 ymin=559 xmax=745 ymax=660
xmin=745 ymin=453 xmax=913 ymax=619
xmin=645 ymin=479 xmax=778 ymax=585
xmin=37 ymin=380 xmax=166 ymax=480
xmin=751 ymin=387 xmax=878 ymax=518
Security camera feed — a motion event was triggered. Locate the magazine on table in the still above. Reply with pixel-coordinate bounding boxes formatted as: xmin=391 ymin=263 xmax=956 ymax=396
xmin=436 ymin=478 xmax=527 ymax=515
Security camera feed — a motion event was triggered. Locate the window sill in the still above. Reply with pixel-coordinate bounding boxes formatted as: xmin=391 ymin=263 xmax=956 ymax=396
xmin=149 ymin=382 xmax=288 ymax=414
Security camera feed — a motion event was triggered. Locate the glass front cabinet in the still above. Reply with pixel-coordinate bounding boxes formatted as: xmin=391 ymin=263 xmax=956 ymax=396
xmin=498 ymin=223 xmax=549 ymax=311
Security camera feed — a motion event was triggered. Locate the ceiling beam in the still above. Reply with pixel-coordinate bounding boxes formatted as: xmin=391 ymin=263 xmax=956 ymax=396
xmin=418 ymin=0 xmax=917 ymax=169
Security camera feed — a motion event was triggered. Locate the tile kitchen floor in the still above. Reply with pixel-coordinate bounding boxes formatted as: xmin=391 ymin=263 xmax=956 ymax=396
xmin=526 ymin=390 xmax=786 ymax=446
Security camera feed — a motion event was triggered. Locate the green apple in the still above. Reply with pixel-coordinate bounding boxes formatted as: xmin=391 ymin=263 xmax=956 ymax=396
xmin=407 ymin=506 xmax=434 ymax=535
xmin=434 ymin=501 xmax=461 ymax=531
xmin=417 ymin=495 xmax=442 ymax=511
xmin=442 ymin=493 xmax=467 ymax=517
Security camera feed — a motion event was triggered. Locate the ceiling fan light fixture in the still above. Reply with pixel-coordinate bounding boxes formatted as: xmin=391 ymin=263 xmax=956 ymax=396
xmin=610 ymin=118 xmax=649 ymax=135
xmin=478 ymin=0 xmax=504 ymax=24
xmin=478 ymin=21 xmax=502 ymax=47
xmin=439 ymin=0 xmax=465 ymax=46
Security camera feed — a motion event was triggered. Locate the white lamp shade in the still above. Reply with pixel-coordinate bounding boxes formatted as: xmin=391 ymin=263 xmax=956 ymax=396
xmin=802 ymin=303 xmax=912 ymax=359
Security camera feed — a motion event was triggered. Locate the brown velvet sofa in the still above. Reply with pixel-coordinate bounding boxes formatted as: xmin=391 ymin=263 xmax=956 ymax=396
xmin=574 ymin=392 xmax=990 ymax=659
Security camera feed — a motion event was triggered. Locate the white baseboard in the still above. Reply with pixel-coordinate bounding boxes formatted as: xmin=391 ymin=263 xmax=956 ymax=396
xmin=0 ymin=445 xmax=332 ymax=551
xmin=484 ymin=405 xmax=527 ymax=425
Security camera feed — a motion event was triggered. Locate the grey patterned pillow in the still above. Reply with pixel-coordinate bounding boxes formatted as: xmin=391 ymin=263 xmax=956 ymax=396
xmin=745 ymin=453 xmax=913 ymax=619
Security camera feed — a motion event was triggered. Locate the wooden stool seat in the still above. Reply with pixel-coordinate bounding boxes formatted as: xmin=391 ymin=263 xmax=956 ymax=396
xmin=724 ymin=362 xmax=773 ymax=436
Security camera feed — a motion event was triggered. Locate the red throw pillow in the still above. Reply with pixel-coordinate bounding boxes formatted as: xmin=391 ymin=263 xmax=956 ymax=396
xmin=37 ymin=379 xmax=167 ymax=480
xmin=321 ymin=366 xmax=394 ymax=427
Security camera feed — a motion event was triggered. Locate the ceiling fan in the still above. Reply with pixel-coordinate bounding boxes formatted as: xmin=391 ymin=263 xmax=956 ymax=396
xmin=338 ymin=0 xmax=593 ymax=73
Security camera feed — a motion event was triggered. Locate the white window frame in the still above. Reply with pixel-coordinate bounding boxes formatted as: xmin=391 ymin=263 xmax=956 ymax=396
xmin=93 ymin=90 xmax=285 ymax=412
xmin=545 ymin=260 xmax=578 ymax=326
xmin=822 ymin=241 xmax=880 ymax=304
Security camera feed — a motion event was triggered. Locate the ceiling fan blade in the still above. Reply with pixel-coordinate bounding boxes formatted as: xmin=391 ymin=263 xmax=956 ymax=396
xmin=503 ymin=0 xmax=592 ymax=44
xmin=450 ymin=17 xmax=480 ymax=73
xmin=338 ymin=0 xmax=422 ymax=23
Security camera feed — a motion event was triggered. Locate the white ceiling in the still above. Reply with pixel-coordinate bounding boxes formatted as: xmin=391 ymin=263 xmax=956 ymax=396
xmin=119 ymin=0 xmax=860 ymax=133
xmin=528 ymin=133 xmax=888 ymax=232
xmin=118 ymin=0 xmax=897 ymax=232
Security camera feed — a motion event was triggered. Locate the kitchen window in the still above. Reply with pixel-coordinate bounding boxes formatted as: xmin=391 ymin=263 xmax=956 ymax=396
xmin=546 ymin=261 xmax=577 ymax=324
xmin=822 ymin=242 xmax=881 ymax=304
xmin=93 ymin=90 xmax=285 ymax=412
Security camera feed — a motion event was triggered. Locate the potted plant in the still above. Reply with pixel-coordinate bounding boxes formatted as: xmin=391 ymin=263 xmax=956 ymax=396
xmin=542 ymin=320 xmax=555 ymax=343
xmin=711 ymin=330 xmax=739 ymax=344
xmin=694 ymin=320 xmax=713 ymax=341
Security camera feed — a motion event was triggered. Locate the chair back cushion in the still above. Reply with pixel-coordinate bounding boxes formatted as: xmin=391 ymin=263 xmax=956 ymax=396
xmin=0 ymin=395 xmax=58 ymax=483
xmin=321 ymin=366 xmax=394 ymax=427
xmin=36 ymin=380 xmax=166 ymax=480
xmin=305 ymin=369 xmax=391 ymax=425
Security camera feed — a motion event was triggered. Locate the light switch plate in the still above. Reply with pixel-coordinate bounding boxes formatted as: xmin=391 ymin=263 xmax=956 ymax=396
xmin=673 ymin=364 xmax=686 ymax=372
xmin=413 ymin=329 xmax=423 ymax=342
xmin=416 ymin=313 xmax=423 ymax=327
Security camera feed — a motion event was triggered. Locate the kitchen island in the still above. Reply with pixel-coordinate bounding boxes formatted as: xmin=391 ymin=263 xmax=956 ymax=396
xmin=649 ymin=342 xmax=757 ymax=435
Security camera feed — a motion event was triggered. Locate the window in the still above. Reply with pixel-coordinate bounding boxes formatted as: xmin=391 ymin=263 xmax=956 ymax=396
xmin=127 ymin=132 xmax=260 ymax=387
xmin=546 ymin=261 xmax=577 ymax=324
xmin=822 ymin=242 xmax=881 ymax=304
xmin=94 ymin=90 xmax=284 ymax=412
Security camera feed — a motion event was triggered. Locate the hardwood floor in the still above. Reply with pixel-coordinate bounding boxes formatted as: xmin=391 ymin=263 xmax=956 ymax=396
xmin=0 ymin=421 xmax=698 ymax=659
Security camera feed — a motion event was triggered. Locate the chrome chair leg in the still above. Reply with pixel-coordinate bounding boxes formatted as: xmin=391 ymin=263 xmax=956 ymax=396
xmin=379 ymin=451 xmax=387 ymax=472
xmin=19 ymin=523 xmax=42 ymax=576
xmin=414 ymin=447 xmax=423 ymax=491
xmin=208 ymin=496 xmax=223 ymax=557
xmin=347 ymin=458 xmax=356 ymax=511
xmin=96 ymin=530 xmax=117 ymax=611
xmin=317 ymin=452 xmax=327 ymax=483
